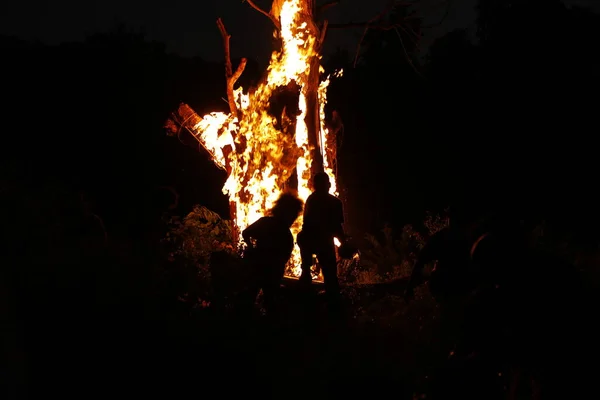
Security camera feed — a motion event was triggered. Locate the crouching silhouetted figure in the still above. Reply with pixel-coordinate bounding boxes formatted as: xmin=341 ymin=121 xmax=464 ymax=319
xmin=236 ymin=191 xmax=304 ymax=317
xmin=404 ymin=215 xmax=475 ymax=305
xmin=404 ymin=210 xmax=478 ymax=368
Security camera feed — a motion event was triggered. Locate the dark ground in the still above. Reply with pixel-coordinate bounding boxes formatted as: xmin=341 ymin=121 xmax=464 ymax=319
xmin=5 ymin=272 xmax=598 ymax=400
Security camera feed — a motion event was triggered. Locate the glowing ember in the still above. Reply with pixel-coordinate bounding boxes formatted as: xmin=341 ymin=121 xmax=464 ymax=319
xmin=186 ymin=0 xmax=342 ymax=278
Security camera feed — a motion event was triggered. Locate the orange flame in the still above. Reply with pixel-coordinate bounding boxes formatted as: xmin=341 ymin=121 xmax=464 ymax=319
xmin=189 ymin=0 xmax=342 ymax=278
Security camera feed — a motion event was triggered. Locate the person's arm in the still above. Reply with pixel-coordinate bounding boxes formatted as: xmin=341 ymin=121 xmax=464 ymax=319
xmin=333 ymin=198 xmax=346 ymax=241
xmin=242 ymin=217 xmax=265 ymax=246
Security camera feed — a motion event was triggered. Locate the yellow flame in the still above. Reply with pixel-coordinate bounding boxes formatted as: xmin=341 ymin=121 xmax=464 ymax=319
xmin=190 ymin=0 xmax=343 ymax=278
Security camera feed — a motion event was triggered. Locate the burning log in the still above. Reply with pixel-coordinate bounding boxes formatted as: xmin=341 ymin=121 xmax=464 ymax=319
xmin=166 ymin=104 xmax=227 ymax=171
xmin=166 ymin=103 xmax=239 ymax=241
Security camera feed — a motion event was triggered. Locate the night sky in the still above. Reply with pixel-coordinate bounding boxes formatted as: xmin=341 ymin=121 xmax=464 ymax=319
xmin=1 ymin=0 xmax=476 ymax=62
xmin=3 ymin=0 xmax=598 ymax=64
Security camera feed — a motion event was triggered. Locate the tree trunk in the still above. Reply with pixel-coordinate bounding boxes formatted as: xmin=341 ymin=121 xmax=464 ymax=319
xmin=306 ymin=55 xmax=324 ymax=179
xmin=271 ymin=0 xmax=325 ymax=185
xmin=301 ymin=0 xmax=325 ymax=183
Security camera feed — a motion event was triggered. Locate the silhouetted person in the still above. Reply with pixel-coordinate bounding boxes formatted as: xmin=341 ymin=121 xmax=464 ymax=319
xmin=237 ymin=191 xmax=304 ymax=317
xmin=404 ymin=213 xmax=475 ymax=305
xmin=466 ymin=216 xmax=586 ymax=399
xmin=404 ymin=210 xmax=478 ymax=367
xmin=297 ymin=172 xmax=345 ymax=303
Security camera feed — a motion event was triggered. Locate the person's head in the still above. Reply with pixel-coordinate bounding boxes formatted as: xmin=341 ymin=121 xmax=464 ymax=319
xmin=313 ymin=172 xmax=331 ymax=193
xmin=270 ymin=191 xmax=304 ymax=227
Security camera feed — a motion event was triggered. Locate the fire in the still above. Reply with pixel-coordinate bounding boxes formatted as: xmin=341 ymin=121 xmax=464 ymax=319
xmin=186 ymin=0 xmax=342 ymax=278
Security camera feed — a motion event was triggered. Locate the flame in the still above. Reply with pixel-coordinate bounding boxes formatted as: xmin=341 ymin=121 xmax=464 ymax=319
xmin=189 ymin=0 xmax=342 ymax=278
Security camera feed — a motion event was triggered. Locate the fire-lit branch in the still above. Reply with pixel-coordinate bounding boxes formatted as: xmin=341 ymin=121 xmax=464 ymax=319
xmin=216 ymin=18 xmax=247 ymax=123
xmin=319 ymin=19 xmax=329 ymax=49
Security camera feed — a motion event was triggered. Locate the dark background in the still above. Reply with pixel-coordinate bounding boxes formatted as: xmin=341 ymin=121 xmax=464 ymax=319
xmin=3 ymin=0 xmax=599 ymax=233
xmin=2 ymin=0 xmax=600 ymax=397
xmin=0 ymin=0 xmax=476 ymax=61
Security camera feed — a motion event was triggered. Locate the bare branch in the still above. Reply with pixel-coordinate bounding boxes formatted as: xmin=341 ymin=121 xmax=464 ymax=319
xmin=353 ymin=26 xmax=369 ymax=67
xmin=350 ymin=0 xmax=397 ymax=66
xmin=330 ymin=0 xmax=451 ymax=30
xmin=397 ymin=22 xmax=420 ymax=50
xmin=317 ymin=1 xmax=340 ymax=15
xmin=394 ymin=28 xmax=424 ymax=79
xmin=329 ymin=0 xmax=400 ymax=29
xmin=216 ymin=18 xmax=233 ymax=76
xmin=334 ymin=0 xmax=444 ymax=68
xmin=232 ymin=58 xmax=248 ymax=85
xmin=216 ymin=18 xmax=247 ymax=121
xmin=245 ymin=0 xmax=281 ymax=29
xmin=421 ymin=0 xmax=452 ymax=28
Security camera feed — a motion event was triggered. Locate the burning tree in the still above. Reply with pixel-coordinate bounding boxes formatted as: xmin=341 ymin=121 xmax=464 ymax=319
xmin=165 ymin=0 xmax=420 ymax=278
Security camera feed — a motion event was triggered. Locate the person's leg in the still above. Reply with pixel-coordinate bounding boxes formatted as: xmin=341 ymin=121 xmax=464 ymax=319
xmin=235 ymin=260 xmax=261 ymax=316
xmin=298 ymin=232 xmax=314 ymax=287
xmin=318 ymin=244 xmax=340 ymax=304
xmin=261 ymin=263 xmax=284 ymax=316
xmin=235 ymin=283 xmax=260 ymax=317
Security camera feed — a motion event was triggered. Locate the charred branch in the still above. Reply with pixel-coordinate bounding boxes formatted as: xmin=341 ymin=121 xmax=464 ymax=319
xmin=216 ymin=18 xmax=247 ymax=122
xmin=245 ymin=0 xmax=281 ymax=29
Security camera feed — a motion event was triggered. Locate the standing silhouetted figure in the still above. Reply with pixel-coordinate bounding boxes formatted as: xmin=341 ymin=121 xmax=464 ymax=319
xmin=237 ymin=191 xmax=304 ymax=317
xmin=297 ymin=172 xmax=345 ymax=303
